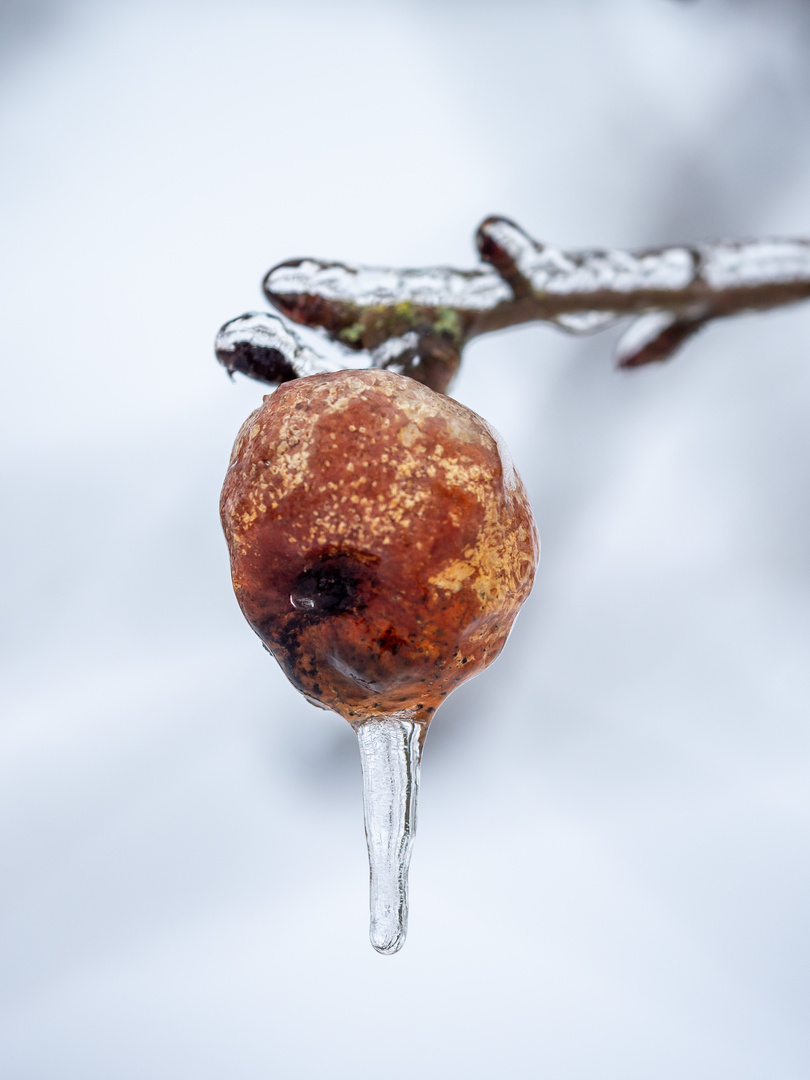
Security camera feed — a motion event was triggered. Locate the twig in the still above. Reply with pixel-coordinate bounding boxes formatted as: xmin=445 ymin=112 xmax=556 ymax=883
xmin=216 ymin=216 xmax=810 ymax=393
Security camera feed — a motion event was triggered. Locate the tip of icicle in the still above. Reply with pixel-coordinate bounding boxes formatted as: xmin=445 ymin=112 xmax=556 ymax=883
xmin=371 ymin=930 xmax=407 ymax=956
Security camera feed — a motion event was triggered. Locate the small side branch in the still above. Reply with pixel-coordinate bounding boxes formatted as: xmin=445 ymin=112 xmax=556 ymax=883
xmin=475 ymin=217 xmax=810 ymax=365
xmin=216 ymin=217 xmax=810 ymax=392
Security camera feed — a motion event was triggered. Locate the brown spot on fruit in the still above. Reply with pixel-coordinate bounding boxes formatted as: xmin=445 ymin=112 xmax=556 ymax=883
xmin=220 ymin=369 xmax=539 ymax=723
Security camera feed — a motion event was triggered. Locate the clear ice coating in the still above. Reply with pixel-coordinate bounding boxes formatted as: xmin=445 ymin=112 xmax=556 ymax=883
xmin=267 ymin=231 xmax=810 ymax=323
xmin=616 ymin=311 xmax=680 ymax=364
xmin=478 ymin=216 xmax=697 ymax=296
xmin=265 ymin=258 xmax=512 ymax=312
xmin=355 ymin=715 xmax=423 ymax=955
xmin=551 ymin=310 xmax=620 ymax=334
xmin=369 ymin=331 xmax=425 ymax=376
xmin=699 ymin=239 xmax=810 ymax=289
xmin=478 ymin=216 xmax=810 ymax=309
xmin=215 ymin=311 xmax=354 ymax=383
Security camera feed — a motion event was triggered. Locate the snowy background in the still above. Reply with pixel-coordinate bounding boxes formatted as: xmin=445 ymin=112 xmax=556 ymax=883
xmin=2 ymin=0 xmax=810 ymax=1076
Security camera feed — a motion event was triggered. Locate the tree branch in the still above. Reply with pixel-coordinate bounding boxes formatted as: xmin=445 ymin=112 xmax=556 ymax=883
xmin=216 ymin=216 xmax=810 ymax=393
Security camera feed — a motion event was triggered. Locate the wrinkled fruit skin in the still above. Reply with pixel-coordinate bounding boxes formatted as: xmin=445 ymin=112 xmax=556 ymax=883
xmin=221 ymin=369 xmax=538 ymax=723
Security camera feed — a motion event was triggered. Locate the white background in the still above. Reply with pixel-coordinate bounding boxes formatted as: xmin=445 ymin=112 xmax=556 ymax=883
xmin=2 ymin=1 xmax=810 ymax=1076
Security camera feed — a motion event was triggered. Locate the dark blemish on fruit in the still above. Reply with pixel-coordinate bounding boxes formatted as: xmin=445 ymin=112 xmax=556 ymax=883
xmin=290 ymin=553 xmax=375 ymax=614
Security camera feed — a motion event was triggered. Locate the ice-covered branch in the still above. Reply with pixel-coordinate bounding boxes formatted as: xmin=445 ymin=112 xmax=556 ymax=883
xmin=217 ymin=217 xmax=810 ymax=392
xmin=476 ymin=216 xmax=810 ymax=367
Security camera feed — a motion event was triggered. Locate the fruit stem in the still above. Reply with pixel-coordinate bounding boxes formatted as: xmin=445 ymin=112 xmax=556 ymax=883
xmin=354 ymin=714 xmax=425 ymax=955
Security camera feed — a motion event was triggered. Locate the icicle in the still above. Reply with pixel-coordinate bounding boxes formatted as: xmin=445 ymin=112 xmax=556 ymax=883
xmin=354 ymin=715 xmax=424 ymax=955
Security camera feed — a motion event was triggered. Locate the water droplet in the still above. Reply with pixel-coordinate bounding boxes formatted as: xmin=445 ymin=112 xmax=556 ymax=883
xmin=354 ymin=715 xmax=423 ymax=955
xmin=290 ymin=594 xmax=316 ymax=610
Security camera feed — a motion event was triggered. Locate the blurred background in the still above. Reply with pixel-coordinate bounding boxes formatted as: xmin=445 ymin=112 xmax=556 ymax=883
xmin=2 ymin=0 xmax=810 ymax=1076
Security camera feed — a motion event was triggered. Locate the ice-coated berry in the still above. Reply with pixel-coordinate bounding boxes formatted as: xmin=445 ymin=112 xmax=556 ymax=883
xmin=221 ymin=369 xmax=538 ymax=723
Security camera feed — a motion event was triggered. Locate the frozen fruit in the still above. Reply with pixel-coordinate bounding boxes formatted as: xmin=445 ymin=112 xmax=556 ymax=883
xmin=221 ymin=368 xmax=538 ymax=723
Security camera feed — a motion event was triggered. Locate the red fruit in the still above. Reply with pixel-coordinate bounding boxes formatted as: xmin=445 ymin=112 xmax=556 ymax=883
xmin=221 ymin=369 xmax=538 ymax=723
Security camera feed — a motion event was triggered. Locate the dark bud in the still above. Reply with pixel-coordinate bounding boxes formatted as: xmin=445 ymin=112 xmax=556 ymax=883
xmin=616 ymin=313 xmax=707 ymax=369
xmin=475 ymin=216 xmax=533 ymax=299
xmin=215 ymin=311 xmax=336 ymax=385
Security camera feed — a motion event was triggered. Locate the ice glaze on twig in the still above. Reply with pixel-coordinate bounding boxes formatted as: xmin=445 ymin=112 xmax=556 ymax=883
xmin=217 ymin=216 xmax=810 ymax=391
